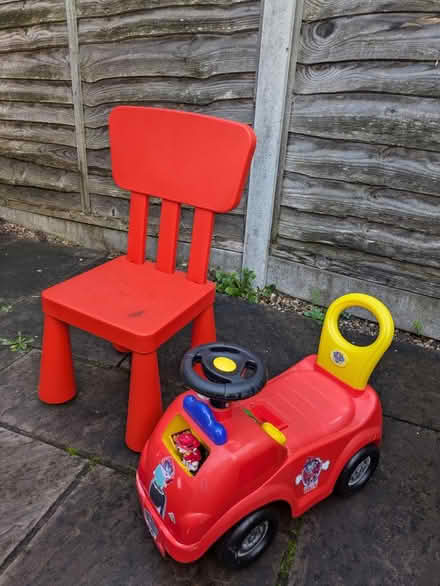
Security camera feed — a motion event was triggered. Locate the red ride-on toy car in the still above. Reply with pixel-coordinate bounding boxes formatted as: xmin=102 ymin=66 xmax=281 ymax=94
xmin=136 ymin=293 xmax=394 ymax=568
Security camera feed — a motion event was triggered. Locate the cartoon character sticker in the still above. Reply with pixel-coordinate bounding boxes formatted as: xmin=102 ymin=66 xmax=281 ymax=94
xmin=148 ymin=457 xmax=175 ymax=518
xmin=331 ymin=349 xmax=348 ymax=367
xmin=296 ymin=457 xmax=330 ymax=493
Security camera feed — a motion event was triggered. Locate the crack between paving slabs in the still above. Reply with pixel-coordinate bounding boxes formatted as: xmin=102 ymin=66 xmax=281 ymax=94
xmin=0 ymin=422 xmax=137 ymax=477
xmin=0 ymin=464 xmax=90 ymax=577
xmin=382 ymin=413 xmax=439 ymax=433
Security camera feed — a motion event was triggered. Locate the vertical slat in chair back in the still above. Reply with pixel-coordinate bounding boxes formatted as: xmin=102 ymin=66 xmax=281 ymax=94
xmin=127 ymin=192 xmax=149 ymax=264
xmin=187 ymin=208 xmax=215 ymax=284
xmin=156 ymin=200 xmax=181 ymax=273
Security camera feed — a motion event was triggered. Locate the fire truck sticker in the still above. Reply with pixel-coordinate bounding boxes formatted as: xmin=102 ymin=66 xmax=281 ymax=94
xmin=296 ymin=457 xmax=330 ymax=493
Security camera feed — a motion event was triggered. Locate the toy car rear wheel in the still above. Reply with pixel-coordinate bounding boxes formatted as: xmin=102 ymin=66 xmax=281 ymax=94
xmin=335 ymin=444 xmax=380 ymax=497
xmin=215 ymin=506 xmax=280 ymax=569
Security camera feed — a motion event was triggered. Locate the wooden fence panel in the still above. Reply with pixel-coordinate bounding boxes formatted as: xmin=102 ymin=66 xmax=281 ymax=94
xmin=78 ymin=0 xmax=260 ymax=254
xmin=291 ymin=94 xmax=440 ymax=152
xmin=0 ymin=0 xmax=259 ymax=259
xmin=304 ymin=1 xmax=438 ymax=22
xmin=296 ymin=62 xmax=440 ymax=98
xmin=0 ymin=5 xmax=80 ymax=217
xmin=299 ymin=13 xmax=440 ymax=63
xmin=273 ymin=0 xmax=440 ymax=318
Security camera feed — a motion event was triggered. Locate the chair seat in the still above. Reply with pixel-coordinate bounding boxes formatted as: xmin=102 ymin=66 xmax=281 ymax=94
xmin=42 ymin=256 xmax=215 ymax=353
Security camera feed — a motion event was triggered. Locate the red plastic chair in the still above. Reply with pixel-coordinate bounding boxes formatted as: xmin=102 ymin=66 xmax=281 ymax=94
xmin=38 ymin=106 xmax=256 ymax=452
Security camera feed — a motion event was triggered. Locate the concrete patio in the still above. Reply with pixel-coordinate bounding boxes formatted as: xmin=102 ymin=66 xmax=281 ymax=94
xmin=0 ymin=229 xmax=438 ymax=585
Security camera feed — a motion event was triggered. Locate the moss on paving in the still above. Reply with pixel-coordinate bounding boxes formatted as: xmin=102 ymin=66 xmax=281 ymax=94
xmin=276 ymin=518 xmax=303 ymax=586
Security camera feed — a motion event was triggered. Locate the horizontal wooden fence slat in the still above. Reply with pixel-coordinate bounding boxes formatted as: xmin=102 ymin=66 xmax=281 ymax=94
xmin=0 ymin=5 xmax=258 ymax=54
xmin=84 ymin=100 xmax=254 ymax=140
xmin=0 ymin=182 xmax=82 ymax=212
xmin=0 ymin=120 xmax=76 ymax=146
xmin=290 ymin=93 xmax=440 ymax=152
xmin=80 ymin=34 xmax=258 ymax=82
xmin=281 ymin=172 xmax=440 ymax=235
xmin=295 ymin=62 xmax=440 ymax=97
xmin=77 ymin=0 xmax=252 ymax=19
xmin=0 ymin=79 xmax=72 ymax=104
xmin=0 ymin=0 xmax=252 ymax=28
xmin=0 ymin=154 xmax=80 ymax=193
xmin=299 ymin=13 xmax=440 ymax=63
xmin=0 ymin=0 xmax=66 ymax=29
xmin=81 ymin=73 xmax=254 ymax=107
xmin=285 ymin=134 xmax=440 ymax=197
xmin=278 ymin=207 xmax=440 ymax=268
xmin=0 ymin=139 xmax=79 ymax=172
xmin=0 ymin=101 xmax=74 ymax=125
xmin=78 ymin=4 xmax=260 ymax=45
xmin=303 ymin=0 xmax=439 ymax=22
xmin=0 ymin=48 xmax=70 ymax=80
xmin=80 ymin=33 xmax=257 ymax=84
xmin=0 ymin=22 xmax=68 ymax=53
xmin=271 ymin=239 xmax=440 ymax=298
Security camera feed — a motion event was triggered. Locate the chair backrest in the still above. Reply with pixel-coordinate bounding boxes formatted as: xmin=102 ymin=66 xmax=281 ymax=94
xmin=109 ymin=106 xmax=256 ymax=283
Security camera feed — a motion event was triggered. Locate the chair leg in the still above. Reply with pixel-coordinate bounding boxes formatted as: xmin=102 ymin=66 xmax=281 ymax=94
xmin=125 ymin=351 xmax=163 ymax=452
xmin=39 ymin=315 xmax=76 ymax=404
xmin=191 ymin=305 xmax=216 ymax=348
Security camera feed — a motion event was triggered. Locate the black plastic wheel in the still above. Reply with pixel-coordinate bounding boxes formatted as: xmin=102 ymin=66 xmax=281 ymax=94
xmin=335 ymin=444 xmax=380 ymax=497
xmin=215 ymin=506 xmax=279 ymax=569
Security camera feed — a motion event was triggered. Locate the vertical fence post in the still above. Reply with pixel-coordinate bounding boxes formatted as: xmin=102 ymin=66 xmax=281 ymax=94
xmin=243 ymin=0 xmax=303 ymax=287
xmin=65 ymin=0 xmax=90 ymax=214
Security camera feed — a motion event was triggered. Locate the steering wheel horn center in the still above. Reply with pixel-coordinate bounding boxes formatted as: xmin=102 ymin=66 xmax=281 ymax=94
xmin=213 ymin=356 xmax=237 ymax=373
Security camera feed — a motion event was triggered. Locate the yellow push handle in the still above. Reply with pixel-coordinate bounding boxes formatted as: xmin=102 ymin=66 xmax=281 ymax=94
xmin=316 ymin=293 xmax=394 ymax=390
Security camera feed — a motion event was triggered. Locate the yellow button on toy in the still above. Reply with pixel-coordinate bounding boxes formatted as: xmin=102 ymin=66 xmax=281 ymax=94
xmin=262 ymin=422 xmax=286 ymax=446
xmin=213 ymin=356 xmax=237 ymax=372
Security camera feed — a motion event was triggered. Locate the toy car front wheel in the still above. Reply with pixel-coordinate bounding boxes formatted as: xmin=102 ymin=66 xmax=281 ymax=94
xmin=335 ymin=444 xmax=380 ymax=497
xmin=215 ymin=506 xmax=280 ymax=569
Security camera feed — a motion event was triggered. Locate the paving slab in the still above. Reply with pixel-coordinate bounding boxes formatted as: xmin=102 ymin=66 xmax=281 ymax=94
xmin=0 ymin=427 xmax=85 ymax=569
xmin=0 ymin=351 xmax=139 ymax=471
xmin=288 ymin=418 xmax=440 ymax=586
xmin=0 ymin=348 xmax=27 ymax=371
xmin=0 ymin=240 xmax=106 ymax=302
xmin=0 ymin=465 xmax=291 ymax=586
xmin=0 ymin=297 xmax=124 ymax=367
xmin=372 ymin=343 xmax=440 ymax=431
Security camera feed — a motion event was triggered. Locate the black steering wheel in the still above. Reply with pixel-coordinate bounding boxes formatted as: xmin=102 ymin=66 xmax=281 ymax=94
xmin=180 ymin=343 xmax=267 ymax=405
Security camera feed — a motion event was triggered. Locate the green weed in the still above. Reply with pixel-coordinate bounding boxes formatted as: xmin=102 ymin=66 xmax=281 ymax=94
xmin=0 ymin=332 xmax=34 ymax=352
xmin=214 ymin=268 xmax=257 ymax=302
xmin=304 ymin=306 xmax=326 ymax=324
xmin=412 ymin=319 xmax=424 ymax=336
xmin=213 ymin=268 xmax=277 ymax=304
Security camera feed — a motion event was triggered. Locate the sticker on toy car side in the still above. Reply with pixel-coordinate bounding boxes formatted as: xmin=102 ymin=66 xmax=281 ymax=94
xmin=296 ymin=457 xmax=330 ymax=493
xmin=149 ymin=457 xmax=175 ymax=518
